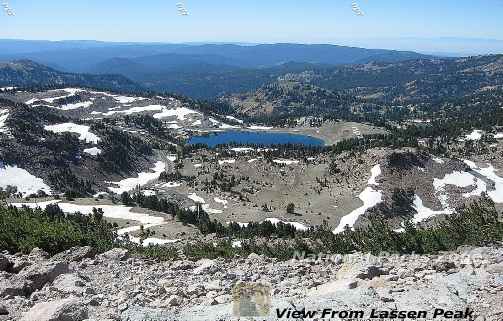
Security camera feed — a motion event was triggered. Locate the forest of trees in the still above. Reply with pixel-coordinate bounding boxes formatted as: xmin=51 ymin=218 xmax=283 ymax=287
xmin=1 ymin=196 xmax=501 ymax=261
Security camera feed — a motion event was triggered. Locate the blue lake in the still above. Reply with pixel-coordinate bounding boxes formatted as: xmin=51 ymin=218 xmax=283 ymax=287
xmin=188 ymin=131 xmax=325 ymax=148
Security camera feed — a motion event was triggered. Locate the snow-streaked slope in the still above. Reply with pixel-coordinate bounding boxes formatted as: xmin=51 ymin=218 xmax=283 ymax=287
xmin=333 ymin=187 xmax=383 ymax=234
xmin=0 ymin=165 xmax=51 ymax=196
xmin=464 ymin=160 xmax=503 ymax=203
xmin=412 ymin=195 xmax=453 ymax=224
xmin=433 ymin=171 xmax=487 ymax=209
xmin=107 ymin=161 xmax=166 ymax=194
xmin=44 ymin=123 xmax=101 ymax=144
xmin=0 ymin=109 xmax=8 ymax=133
xmin=152 ymin=107 xmax=200 ymax=120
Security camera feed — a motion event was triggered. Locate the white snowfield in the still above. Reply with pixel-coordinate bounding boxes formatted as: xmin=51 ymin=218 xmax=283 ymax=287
xmin=0 ymin=109 xmax=8 ymax=133
xmin=367 ymin=164 xmax=381 ymax=185
xmin=83 ymin=147 xmax=102 ymax=156
xmin=95 ymin=105 xmax=200 ymax=123
xmin=10 ymin=200 xmax=174 ymax=247
xmin=114 ymin=95 xmax=147 ymax=104
xmin=264 ymin=218 xmax=309 ymax=231
xmin=273 ymin=159 xmax=299 ymax=165
xmin=230 ymin=148 xmax=254 ymax=153
xmin=247 ymin=125 xmax=273 ymax=130
xmin=219 ymin=123 xmax=240 ymax=129
xmin=10 ymin=201 xmax=164 ymax=227
xmin=412 ymin=195 xmax=453 ymax=224
xmin=462 ymin=130 xmax=483 ymax=141
xmin=0 ymin=165 xmax=51 ymax=197
xmin=44 ymin=123 xmax=101 ymax=144
xmin=107 ymin=161 xmax=166 ymax=195
xmin=218 ymin=159 xmax=236 ymax=165
xmin=433 ymin=170 xmax=488 ymax=210
xmin=58 ymin=101 xmax=93 ymax=111
xmin=494 ymin=133 xmax=503 ymax=139
xmin=464 ymin=160 xmax=503 ymax=203
xmin=153 ymin=107 xmax=200 ymax=121
xmin=214 ymin=197 xmax=228 ymax=207
xmin=333 ymin=163 xmax=383 ymax=234
xmin=188 ymin=193 xmax=205 ymax=204
xmin=100 ymin=105 xmax=165 ymax=116
xmin=231 ymin=218 xmax=308 ymax=231
xmin=333 ymin=187 xmax=383 ymax=234
xmin=225 ymin=116 xmax=244 ymax=124
xmin=162 ymin=182 xmax=182 ymax=188
xmin=187 ymin=193 xmax=223 ymax=214
xmin=432 ymin=157 xmax=445 ymax=164
xmin=25 ymin=88 xmax=83 ymax=105
xmin=132 ymin=237 xmax=181 ymax=247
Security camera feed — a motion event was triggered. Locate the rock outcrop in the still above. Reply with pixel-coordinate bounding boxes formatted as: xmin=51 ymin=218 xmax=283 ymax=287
xmin=0 ymin=246 xmax=501 ymax=320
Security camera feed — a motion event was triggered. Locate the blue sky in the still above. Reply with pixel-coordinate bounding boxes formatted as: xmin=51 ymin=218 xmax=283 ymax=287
xmin=1 ymin=0 xmax=503 ymax=52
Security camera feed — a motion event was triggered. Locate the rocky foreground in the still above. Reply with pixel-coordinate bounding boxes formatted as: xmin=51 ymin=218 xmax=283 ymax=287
xmin=0 ymin=246 xmax=502 ymax=321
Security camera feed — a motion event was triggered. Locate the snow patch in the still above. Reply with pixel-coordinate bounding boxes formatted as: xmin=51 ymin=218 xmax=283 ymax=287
xmin=230 ymin=147 xmax=254 ymax=153
xmin=433 ymin=171 xmax=487 ymax=209
xmin=188 ymin=193 xmax=205 ymax=204
xmin=162 ymin=182 xmax=182 ymax=188
xmin=264 ymin=218 xmax=309 ymax=231
xmin=464 ymin=160 xmax=503 ymax=203
xmin=58 ymin=101 xmax=93 ymax=111
xmin=247 ymin=125 xmax=273 ymax=130
xmin=333 ymin=187 xmax=383 ymax=234
xmin=412 ymin=195 xmax=453 ymax=224
xmin=273 ymin=159 xmax=299 ymax=165
xmin=463 ymin=130 xmax=483 ymax=141
xmin=0 ymin=165 xmax=51 ymax=197
xmin=83 ymin=147 xmax=102 ymax=156
xmin=107 ymin=161 xmax=166 ymax=194
xmin=153 ymin=107 xmax=200 ymax=121
xmin=225 ymin=116 xmax=244 ymax=124
xmin=219 ymin=159 xmax=236 ymax=165
xmin=367 ymin=164 xmax=381 ymax=186
xmin=44 ymin=123 xmax=101 ymax=144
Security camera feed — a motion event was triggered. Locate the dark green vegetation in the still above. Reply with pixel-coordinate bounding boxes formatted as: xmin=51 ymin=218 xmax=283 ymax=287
xmin=0 ymin=60 xmax=142 ymax=92
xmin=223 ymin=55 xmax=503 ymax=123
xmin=1 ymin=196 xmax=501 ymax=261
xmin=0 ymin=204 xmax=117 ymax=255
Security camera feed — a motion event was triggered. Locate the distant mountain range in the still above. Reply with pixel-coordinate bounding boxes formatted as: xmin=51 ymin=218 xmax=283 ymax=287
xmin=0 ymin=40 xmax=431 ymax=98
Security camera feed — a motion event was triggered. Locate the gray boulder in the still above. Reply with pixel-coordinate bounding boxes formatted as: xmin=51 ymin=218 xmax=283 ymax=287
xmin=0 ymin=303 xmax=9 ymax=315
xmin=20 ymin=298 xmax=88 ymax=321
xmin=20 ymin=261 xmax=70 ymax=292
xmin=99 ymin=248 xmax=129 ymax=261
xmin=51 ymin=247 xmax=96 ymax=263
xmin=0 ymin=254 xmax=12 ymax=272
xmin=0 ymin=276 xmax=31 ymax=297
xmin=51 ymin=274 xmax=88 ymax=295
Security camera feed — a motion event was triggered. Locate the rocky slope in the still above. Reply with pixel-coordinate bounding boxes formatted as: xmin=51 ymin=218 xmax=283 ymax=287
xmin=0 ymin=246 xmax=502 ymax=321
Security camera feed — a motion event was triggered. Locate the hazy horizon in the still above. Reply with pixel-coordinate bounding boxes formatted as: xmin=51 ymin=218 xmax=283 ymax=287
xmin=2 ymin=0 xmax=503 ymax=56
xmin=2 ymin=37 xmax=503 ymax=57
